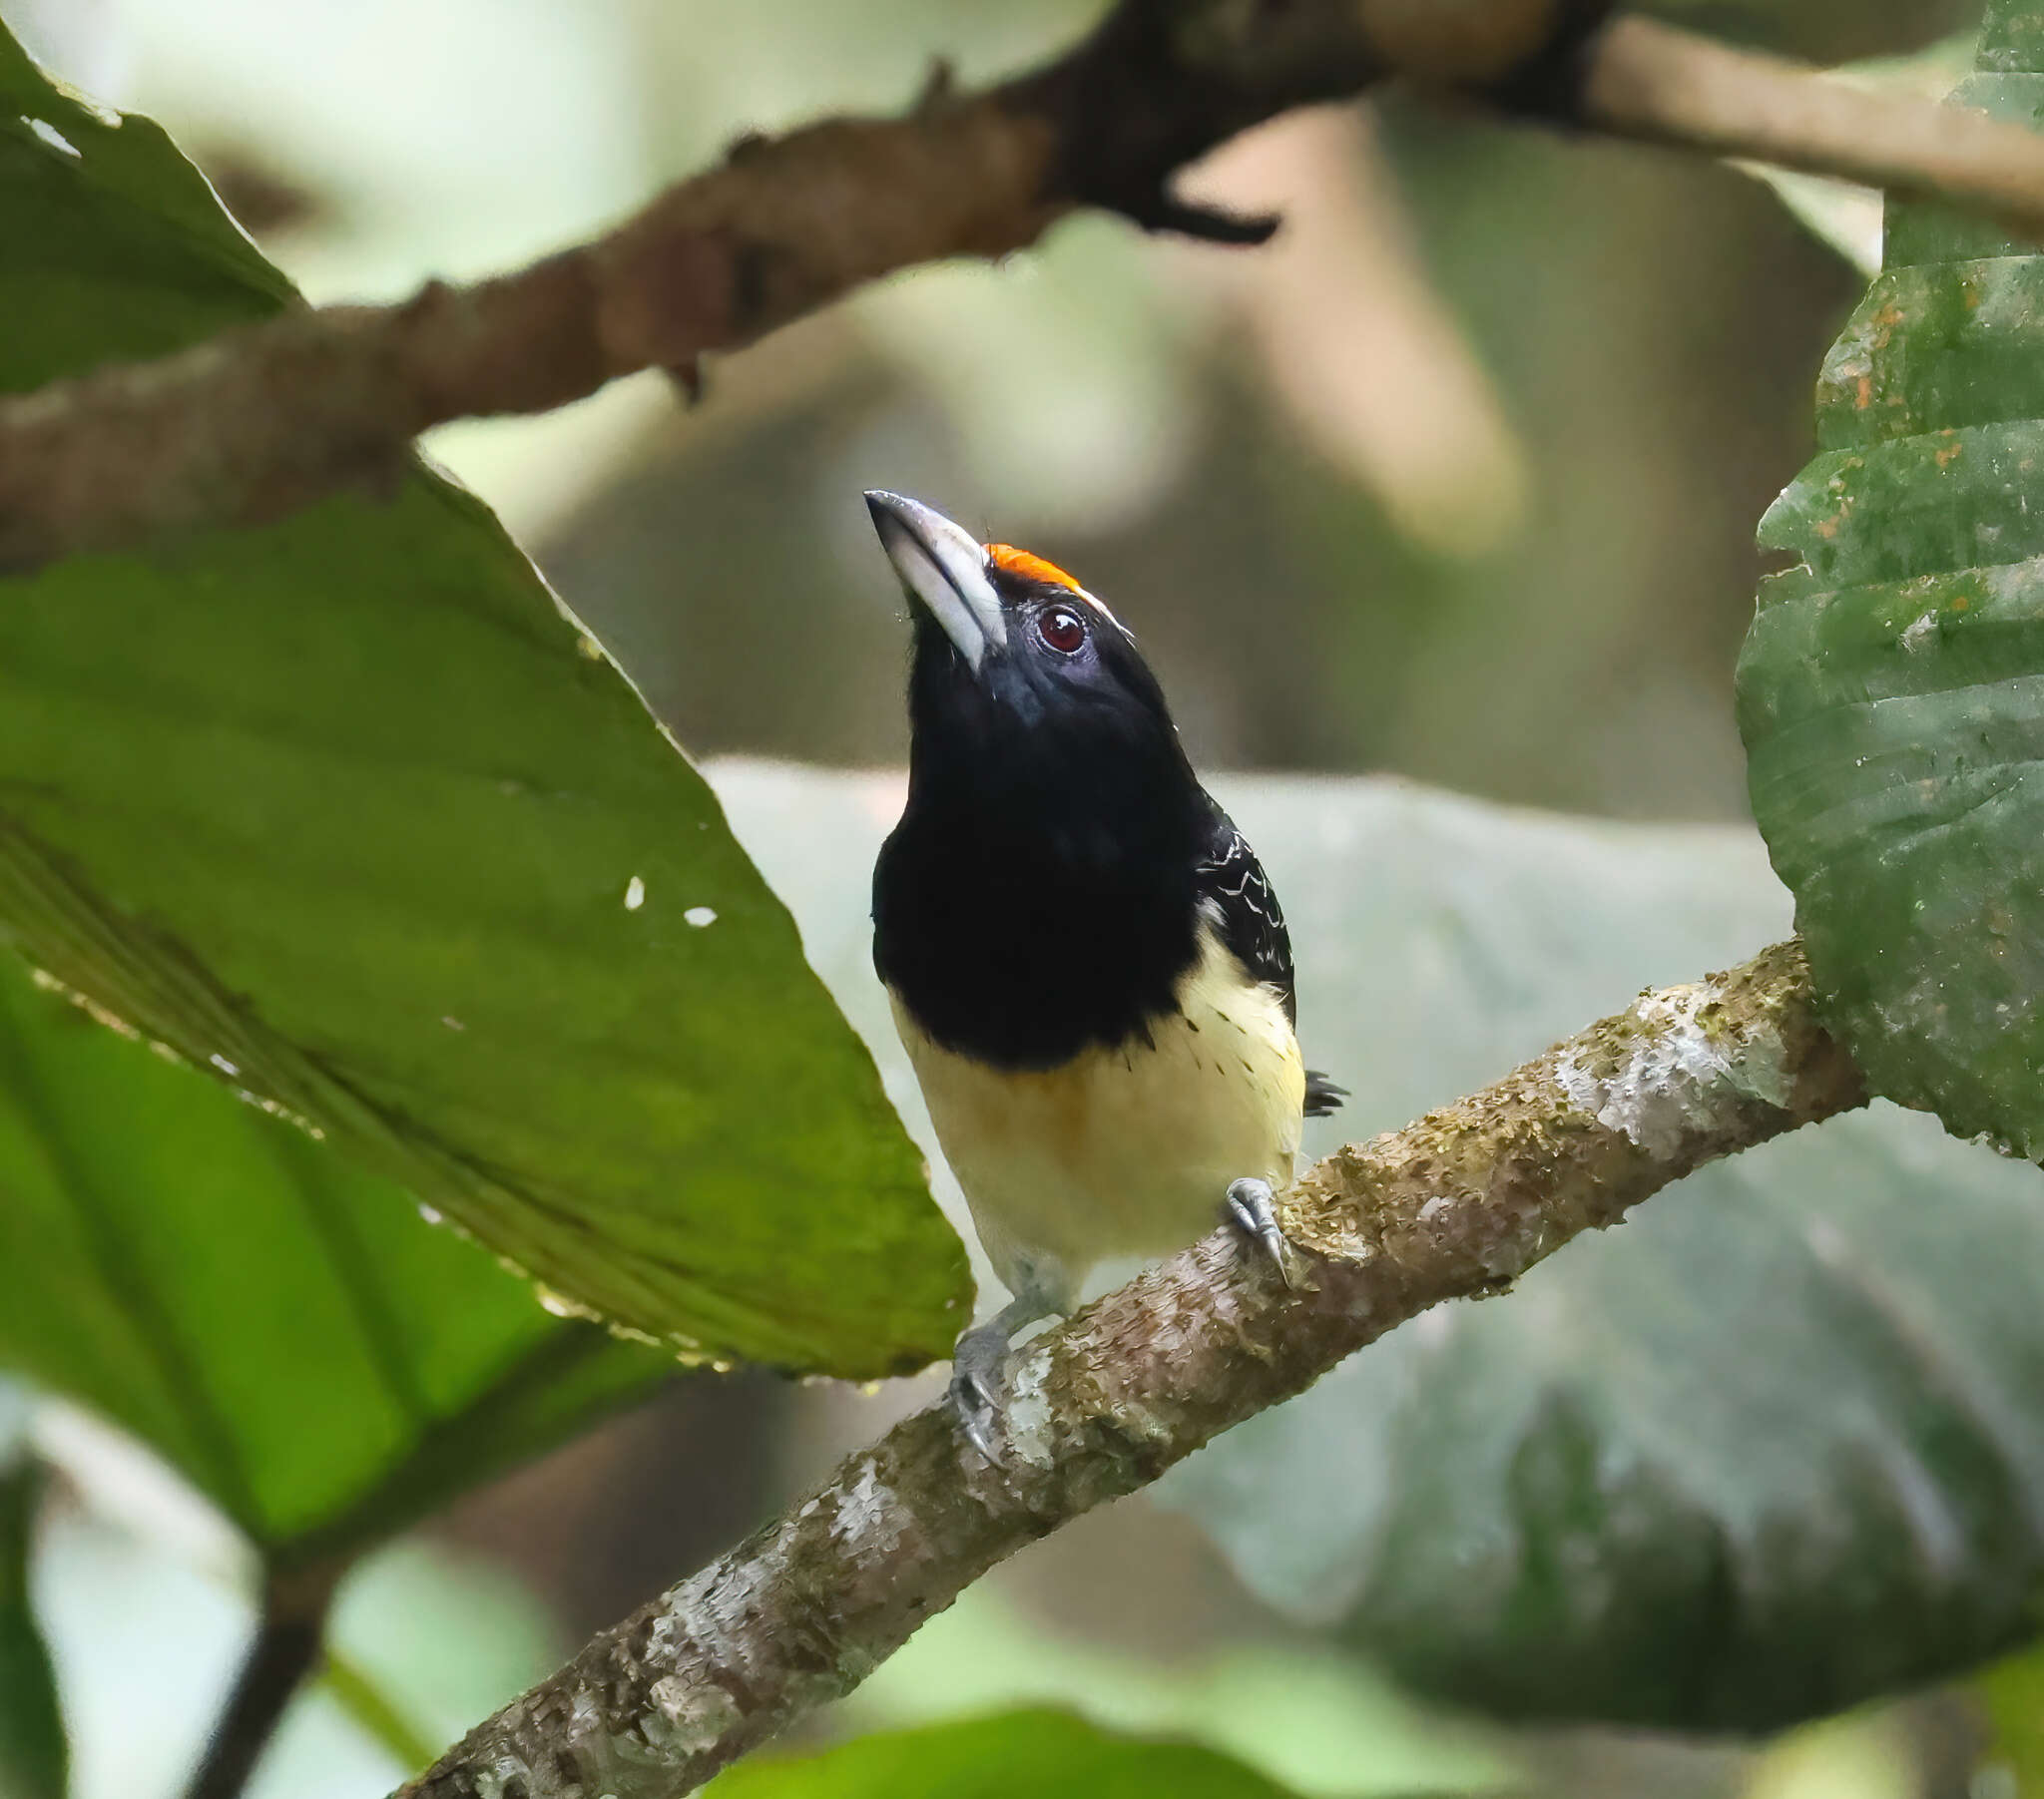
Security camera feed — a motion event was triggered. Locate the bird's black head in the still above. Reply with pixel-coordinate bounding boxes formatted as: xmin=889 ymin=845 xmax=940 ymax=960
xmin=865 ymin=491 xmax=1216 ymax=1067
xmin=863 ymin=490 xmax=1184 ymax=808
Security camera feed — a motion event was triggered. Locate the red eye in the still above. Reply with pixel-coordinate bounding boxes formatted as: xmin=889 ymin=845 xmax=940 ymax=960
xmin=1037 ymin=605 xmax=1087 ymax=654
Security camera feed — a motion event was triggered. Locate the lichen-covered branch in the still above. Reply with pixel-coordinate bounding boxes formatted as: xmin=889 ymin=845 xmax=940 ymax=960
xmin=396 ymin=939 xmax=1863 ymax=1799
xmin=9 ymin=3 xmax=2044 ymax=571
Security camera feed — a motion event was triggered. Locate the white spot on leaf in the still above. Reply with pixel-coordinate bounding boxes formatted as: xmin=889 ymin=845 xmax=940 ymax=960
xmin=624 ymin=875 xmax=646 ymax=911
xmin=536 ymin=1286 xmax=595 ymax=1321
xmin=684 ymin=905 xmax=717 ymax=928
xmin=26 ymin=118 xmax=80 ymax=158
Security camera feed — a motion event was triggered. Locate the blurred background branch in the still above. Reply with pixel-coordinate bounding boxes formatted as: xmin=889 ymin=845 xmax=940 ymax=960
xmin=1581 ymin=14 xmax=2044 ymax=213
xmin=3 ymin=0 xmax=2044 ymax=573
xmin=400 ymin=939 xmax=1861 ymax=1799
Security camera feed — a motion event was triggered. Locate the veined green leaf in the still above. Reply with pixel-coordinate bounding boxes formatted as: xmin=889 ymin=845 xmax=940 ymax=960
xmin=0 ymin=1392 xmax=64 ymax=1799
xmin=0 ymin=26 xmax=966 ymax=1375
xmin=704 ymin=1709 xmax=1300 ymax=1799
xmin=0 ymin=959 xmax=675 ymax=1558
xmin=1738 ymin=0 xmax=2044 ymax=1163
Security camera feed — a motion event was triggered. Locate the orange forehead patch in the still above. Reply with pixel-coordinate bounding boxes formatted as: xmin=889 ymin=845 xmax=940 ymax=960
xmin=986 ymin=543 xmax=1082 ymax=592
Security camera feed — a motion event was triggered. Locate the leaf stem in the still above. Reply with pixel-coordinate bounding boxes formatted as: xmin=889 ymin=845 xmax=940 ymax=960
xmin=324 ymin=1649 xmax=440 ymax=1776
xmin=182 ymin=1563 xmax=343 ymax=1799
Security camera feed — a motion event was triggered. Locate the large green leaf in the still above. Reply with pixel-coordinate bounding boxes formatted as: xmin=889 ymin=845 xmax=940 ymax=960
xmin=0 ymin=1392 xmax=64 ymax=1799
xmin=714 ymin=763 xmax=2044 ymax=1731
xmin=1736 ymin=2 xmax=2044 ymax=1159
xmin=0 ymin=953 xmax=673 ymax=1560
xmin=704 ymin=1709 xmax=1299 ymax=1799
xmin=0 ymin=28 xmax=964 ymax=1374
xmin=843 ymin=1583 xmax=1514 ymax=1797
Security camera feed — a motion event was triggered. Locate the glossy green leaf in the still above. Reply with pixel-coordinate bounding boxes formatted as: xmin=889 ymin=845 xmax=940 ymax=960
xmin=0 ymin=1393 xmax=65 ymax=1799
xmin=845 ymin=1582 xmax=1514 ymax=1797
xmin=1983 ymin=0 xmax=2044 ymax=71
xmin=714 ymin=763 xmax=2044 ymax=1731
xmin=0 ymin=957 xmax=673 ymax=1559
xmin=1974 ymin=1637 xmax=2044 ymax=1795
xmin=704 ymin=1709 xmax=1299 ymax=1799
xmin=1738 ymin=9 xmax=2044 ymax=1161
xmin=0 ymin=27 xmax=964 ymax=1374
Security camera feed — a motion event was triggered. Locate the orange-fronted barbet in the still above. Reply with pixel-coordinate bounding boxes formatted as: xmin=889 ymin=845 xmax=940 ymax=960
xmin=864 ymin=491 xmax=1343 ymax=1457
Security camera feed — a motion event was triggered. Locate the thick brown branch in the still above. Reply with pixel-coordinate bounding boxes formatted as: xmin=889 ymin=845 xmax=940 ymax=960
xmin=9 ymin=3 xmax=2044 ymax=571
xmin=396 ymin=939 xmax=1863 ymax=1799
xmin=0 ymin=0 xmax=1378 ymax=574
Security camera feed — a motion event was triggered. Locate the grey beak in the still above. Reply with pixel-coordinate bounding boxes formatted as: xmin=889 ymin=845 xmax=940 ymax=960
xmin=864 ymin=491 xmax=1005 ymax=674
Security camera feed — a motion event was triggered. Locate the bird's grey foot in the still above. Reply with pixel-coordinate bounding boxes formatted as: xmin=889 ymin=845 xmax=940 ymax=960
xmin=947 ymin=1321 xmax=1010 ymax=1462
xmin=1226 ymin=1176 xmax=1299 ymax=1290
xmin=945 ymin=1288 xmax=1056 ymax=1462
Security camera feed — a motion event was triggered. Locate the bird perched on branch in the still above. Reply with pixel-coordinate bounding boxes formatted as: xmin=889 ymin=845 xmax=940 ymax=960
xmin=865 ymin=491 xmax=1343 ymax=1457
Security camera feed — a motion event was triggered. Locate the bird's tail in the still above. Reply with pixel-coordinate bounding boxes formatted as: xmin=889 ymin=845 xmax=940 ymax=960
xmin=1304 ymin=1070 xmax=1347 ymax=1119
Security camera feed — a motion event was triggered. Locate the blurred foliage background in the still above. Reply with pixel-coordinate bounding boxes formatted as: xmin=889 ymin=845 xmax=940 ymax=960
xmin=4 ymin=0 xmax=1966 ymax=819
xmin=2 ymin=0 xmax=2030 ymax=1797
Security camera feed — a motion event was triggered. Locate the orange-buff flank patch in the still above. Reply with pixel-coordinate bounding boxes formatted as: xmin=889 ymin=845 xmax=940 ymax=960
xmin=986 ymin=543 xmax=1082 ymax=591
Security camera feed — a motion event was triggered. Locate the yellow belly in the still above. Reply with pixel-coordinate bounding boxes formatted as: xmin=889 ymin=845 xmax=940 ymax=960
xmin=890 ymin=927 xmax=1303 ymax=1308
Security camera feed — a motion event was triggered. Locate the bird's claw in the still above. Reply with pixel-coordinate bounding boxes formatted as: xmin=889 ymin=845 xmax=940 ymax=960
xmin=1226 ymin=1176 xmax=1301 ymax=1291
xmin=947 ymin=1336 xmax=1006 ymax=1463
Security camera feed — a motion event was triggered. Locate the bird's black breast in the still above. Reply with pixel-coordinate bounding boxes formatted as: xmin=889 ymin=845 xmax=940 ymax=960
xmin=873 ymin=800 xmax=1206 ymax=1071
xmin=873 ymin=777 xmax=1311 ymax=1074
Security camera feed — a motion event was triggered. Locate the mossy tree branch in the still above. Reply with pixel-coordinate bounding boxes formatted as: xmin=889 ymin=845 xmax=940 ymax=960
xmin=396 ymin=938 xmax=1864 ymax=1799
xmin=6 ymin=2 xmax=2044 ymax=571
